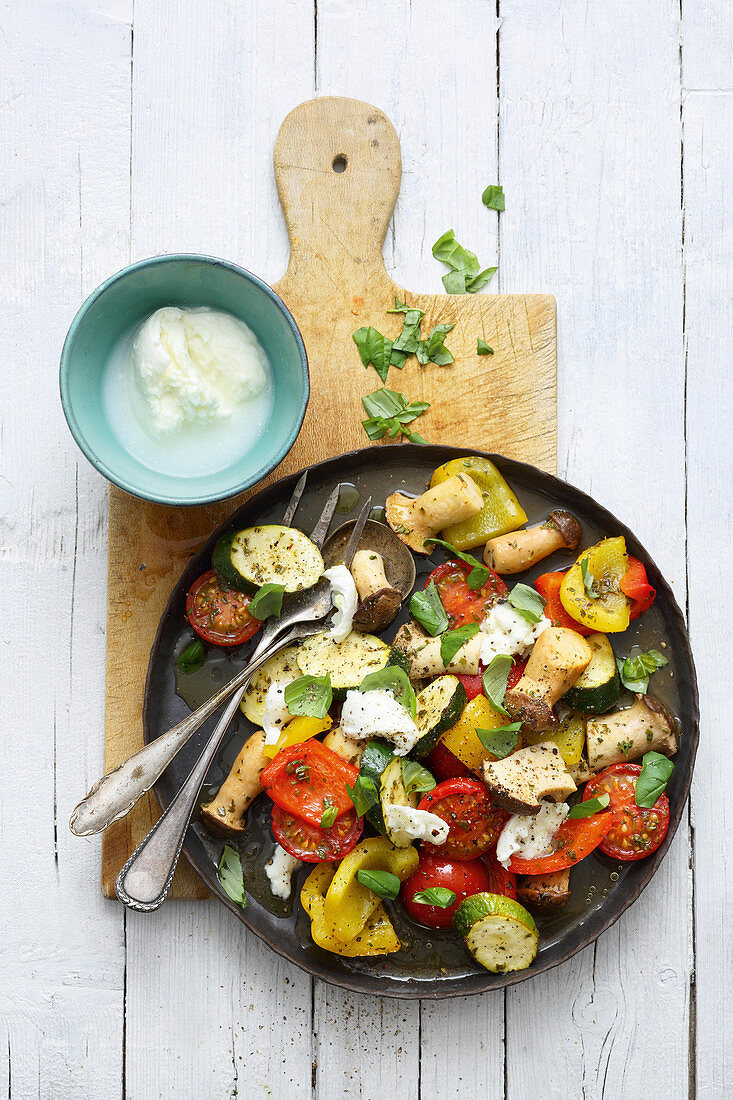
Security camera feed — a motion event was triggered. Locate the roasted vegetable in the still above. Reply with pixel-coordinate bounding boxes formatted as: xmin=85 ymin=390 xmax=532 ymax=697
xmin=563 ymin=633 xmax=620 ymax=714
xmin=560 ymin=537 xmax=631 ymax=633
xmin=439 ymin=694 xmax=513 ymax=774
xmin=350 ymin=549 xmax=402 ymax=632
xmin=301 ymin=863 xmax=401 ymax=956
xmin=453 ymin=892 xmax=538 ymax=973
xmin=504 ymin=627 xmax=592 ymax=733
xmin=429 ymin=456 xmax=528 ymax=550
xmin=586 ymin=695 xmax=677 ymax=771
xmin=482 ymin=743 xmax=577 ymax=814
xmin=200 ymin=730 xmax=268 ymax=834
xmin=522 ymin=710 xmax=587 ymax=767
xmin=323 ymin=837 xmax=419 ymax=942
xmin=386 ymin=473 xmax=483 ymax=554
xmin=263 ymin=715 xmax=333 ymax=760
xmin=517 ymin=869 xmax=571 ymax=913
xmin=484 ymin=511 xmax=581 ymax=574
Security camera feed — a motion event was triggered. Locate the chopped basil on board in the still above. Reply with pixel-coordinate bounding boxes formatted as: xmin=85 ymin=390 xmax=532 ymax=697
xmin=432 ymin=229 xmax=497 ymax=294
xmin=481 ymin=184 xmax=505 ymax=211
xmin=477 ymin=339 xmax=494 ymax=355
xmin=361 ymin=387 xmax=430 ymax=444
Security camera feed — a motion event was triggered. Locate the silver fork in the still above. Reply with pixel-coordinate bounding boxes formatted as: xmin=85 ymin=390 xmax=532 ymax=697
xmin=113 ymin=493 xmax=372 ymax=912
xmin=69 ymin=472 xmax=333 ymax=838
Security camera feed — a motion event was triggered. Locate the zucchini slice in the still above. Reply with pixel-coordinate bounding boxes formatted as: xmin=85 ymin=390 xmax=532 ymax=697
xmin=378 ymin=758 xmax=419 ymax=846
xmin=412 ymin=676 xmax=468 ymax=758
xmin=358 ymin=739 xmax=396 ymax=834
xmin=453 ymin=893 xmax=539 ymax=973
xmin=239 ymin=645 xmax=301 ymax=725
xmin=296 ymin=630 xmax=390 ymax=693
xmin=228 ymin=525 xmax=324 ymax=593
xmin=563 ymin=632 xmax=620 ymax=714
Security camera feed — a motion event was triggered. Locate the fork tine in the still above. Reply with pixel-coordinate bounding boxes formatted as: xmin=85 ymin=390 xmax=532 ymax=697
xmin=308 ymin=485 xmax=340 ymax=549
xmin=339 ymin=497 xmax=372 ymax=568
xmin=281 ymin=471 xmax=308 ymax=528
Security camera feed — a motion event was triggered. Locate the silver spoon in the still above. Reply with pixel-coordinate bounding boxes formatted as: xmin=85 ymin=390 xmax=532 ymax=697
xmin=114 ymin=496 xmax=372 ymax=912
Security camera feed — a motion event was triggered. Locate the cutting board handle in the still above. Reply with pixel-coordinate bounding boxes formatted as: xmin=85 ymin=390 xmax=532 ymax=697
xmin=274 ymin=97 xmax=401 ymax=289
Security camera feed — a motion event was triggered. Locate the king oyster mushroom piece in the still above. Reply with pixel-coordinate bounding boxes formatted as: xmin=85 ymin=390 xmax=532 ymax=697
xmin=517 ymin=868 xmax=572 ymax=913
xmin=391 ymin=620 xmax=483 ymax=679
xmin=504 ymin=627 xmax=593 ymax=734
xmin=482 ymin=742 xmax=577 ymax=814
xmin=322 ymin=725 xmax=364 ymax=768
xmin=200 ymin=730 xmax=268 ymax=835
xmin=484 ymin=510 xmax=582 ymax=574
xmin=586 ymin=694 xmax=678 ymax=772
xmin=350 ymin=549 xmax=403 ymax=632
xmin=385 ymin=473 xmax=483 ymax=554
xmin=323 ymin=519 xmax=415 ymax=633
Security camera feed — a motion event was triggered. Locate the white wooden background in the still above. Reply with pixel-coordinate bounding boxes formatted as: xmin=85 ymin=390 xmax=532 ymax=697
xmin=1 ymin=1 xmax=730 ymax=1096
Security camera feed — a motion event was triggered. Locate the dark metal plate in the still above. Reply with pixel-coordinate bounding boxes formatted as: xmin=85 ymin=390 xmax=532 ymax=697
xmin=143 ymin=445 xmax=698 ymax=999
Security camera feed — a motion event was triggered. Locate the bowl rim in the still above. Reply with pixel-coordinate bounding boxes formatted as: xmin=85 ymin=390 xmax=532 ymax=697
xmin=58 ymin=252 xmax=310 ymax=506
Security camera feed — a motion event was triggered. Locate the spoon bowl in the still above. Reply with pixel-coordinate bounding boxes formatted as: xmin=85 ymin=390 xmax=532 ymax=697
xmin=322 ymin=518 xmax=416 ymax=598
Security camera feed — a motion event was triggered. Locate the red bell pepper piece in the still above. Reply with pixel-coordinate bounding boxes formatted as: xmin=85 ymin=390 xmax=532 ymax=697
xmin=534 ymin=571 xmax=594 ymax=636
xmin=619 ymin=557 xmax=656 ymax=620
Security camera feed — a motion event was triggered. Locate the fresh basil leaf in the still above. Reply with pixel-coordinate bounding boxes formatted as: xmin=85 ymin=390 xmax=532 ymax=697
xmin=465 ymin=267 xmax=497 ymax=293
xmin=353 ymin=326 xmax=394 ymax=382
xmin=402 ymin=428 xmax=429 ymax=445
xmin=432 ymin=230 xmax=497 ymax=296
xmin=177 ymin=639 xmax=205 ymax=674
xmin=442 ymin=269 xmax=469 ymax=294
xmin=635 ymin=751 xmax=674 ymax=808
xmin=476 ymin=723 xmax=521 ymax=758
xmin=362 ymin=387 xmax=407 ymax=419
xmin=581 ymin=557 xmax=600 ymax=600
xmin=248 ymin=582 xmax=285 ymax=621
xmin=346 ymin=775 xmax=379 ymax=818
xmin=412 ymin=887 xmax=457 ymax=908
xmin=217 ymin=844 xmax=247 ymax=909
xmin=392 ymin=310 xmax=424 ymax=356
xmin=617 ymin=649 xmax=669 ymax=694
xmin=387 ymin=297 xmax=425 ymax=319
xmin=409 ymin=579 xmax=449 ymax=636
xmin=359 ymin=666 xmax=417 ymax=720
xmin=477 ymin=339 xmax=494 ymax=355
xmin=507 ymin=582 xmax=547 ymax=624
xmin=481 ymin=184 xmax=505 ymax=211
xmin=320 ymin=804 xmax=338 ymax=828
xmin=400 ymin=758 xmax=437 ymax=797
xmin=424 ymin=536 xmax=491 ymax=591
xmin=481 ymin=654 xmax=513 ymax=717
xmin=361 ymin=389 xmax=431 ymax=445
xmin=417 ymin=323 xmax=455 ymax=368
xmin=568 ymin=794 xmax=611 ymax=819
xmin=356 ymin=869 xmax=401 ymax=900
xmin=440 ymin=622 xmax=481 ymax=666
xmin=284 ymin=674 xmax=332 ymax=719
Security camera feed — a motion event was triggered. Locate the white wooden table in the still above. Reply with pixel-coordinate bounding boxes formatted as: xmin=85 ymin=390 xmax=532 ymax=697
xmin=2 ymin=1 xmax=730 ymax=1096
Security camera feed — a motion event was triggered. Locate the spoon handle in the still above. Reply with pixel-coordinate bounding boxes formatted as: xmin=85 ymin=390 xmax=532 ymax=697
xmin=68 ymin=626 xmax=289 ymax=837
xmin=115 ymin=687 xmax=244 ymax=911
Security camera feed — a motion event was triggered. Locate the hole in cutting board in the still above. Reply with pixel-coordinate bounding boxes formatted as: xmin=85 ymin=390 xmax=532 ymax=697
xmin=332 ymin=154 xmax=347 ymax=173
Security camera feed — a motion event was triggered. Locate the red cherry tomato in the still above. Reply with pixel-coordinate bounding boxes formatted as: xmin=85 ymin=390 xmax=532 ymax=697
xmin=458 ymin=657 xmax=526 ymax=701
xmin=508 ymin=812 xmax=613 ymax=874
xmin=620 ymin=558 xmax=657 ymax=621
xmin=426 ymin=740 xmax=471 ymax=781
xmin=534 ymin=571 xmax=594 ymax=636
xmin=271 ymin=805 xmax=363 ymax=863
xmin=481 ymin=853 xmax=517 ymax=899
xmin=400 ymin=852 xmax=490 ymax=928
xmin=426 ymin=559 xmax=507 ymax=628
xmin=583 ymin=764 xmax=670 ymax=860
xmin=418 ymin=778 xmax=508 ymax=860
xmin=260 ymin=741 xmax=358 ymax=829
xmin=186 ymin=571 xmax=261 ymax=646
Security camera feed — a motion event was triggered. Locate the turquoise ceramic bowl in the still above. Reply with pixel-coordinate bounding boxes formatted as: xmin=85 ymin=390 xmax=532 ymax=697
xmin=59 ymin=255 xmax=309 ymax=505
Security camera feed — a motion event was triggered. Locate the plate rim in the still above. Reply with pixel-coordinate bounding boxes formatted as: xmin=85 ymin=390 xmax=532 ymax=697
xmin=143 ymin=443 xmax=699 ymax=999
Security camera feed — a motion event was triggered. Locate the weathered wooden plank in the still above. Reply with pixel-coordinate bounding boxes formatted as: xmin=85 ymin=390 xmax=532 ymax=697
xmin=682 ymin=0 xmax=733 ymax=92
xmin=683 ymin=89 xmax=733 ymax=1098
xmin=499 ymin=2 xmax=691 ymax=1096
xmin=0 ymin=0 xmax=131 ymax=1096
xmin=123 ymin=2 xmax=317 ymax=1096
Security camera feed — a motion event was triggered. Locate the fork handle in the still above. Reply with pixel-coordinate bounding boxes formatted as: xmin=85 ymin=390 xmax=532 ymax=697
xmin=115 ymin=686 xmax=244 ymax=911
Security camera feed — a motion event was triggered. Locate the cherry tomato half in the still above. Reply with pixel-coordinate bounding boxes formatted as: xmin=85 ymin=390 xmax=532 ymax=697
xmin=400 ymin=852 xmax=490 ymax=928
xmin=620 ymin=558 xmax=657 ymax=621
xmin=271 ymin=805 xmax=363 ymax=863
xmin=426 ymin=559 xmax=507 ymax=629
xmin=426 ymin=740 xmax=471 ymax=781
xmin=481 ymin=853 xmax=517 ymax=899
xmin=418 ymin=778 xmax=508 ymax=860
xmin=260 ymin=741 xmax=358 ymax=829
xmin=186 ymin=570 xmax=261 ymax=646
xmin=583 ymin=764 xmax=670 ymax=861
xmin=508 ymin=812 xmax=613 ymax=875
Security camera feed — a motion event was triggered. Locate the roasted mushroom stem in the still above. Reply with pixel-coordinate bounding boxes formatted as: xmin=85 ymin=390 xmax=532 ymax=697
xmin=322 ymin=726 xmax=364 ymax=768
xmin=482 ymin=742 xmax=577 ymax=814
xmin=484 ymin=510 xmax=582 ymax=574
xmin=200 ymin=730 xmax=268 ymax=835
xmin=517 ymin=869 xmax=572 ymax=913
xmin=350 ymin=549 xmax=402 ymax=632
xmin=586 ymin=694 xmax=678 ymax=771
xmin=391 ymin=620 xmax=483 ymax=679
xmin=505 ymin=627 xmax=593 ymax=734
xmin=385 ymin=474 xmax=483 ymax=554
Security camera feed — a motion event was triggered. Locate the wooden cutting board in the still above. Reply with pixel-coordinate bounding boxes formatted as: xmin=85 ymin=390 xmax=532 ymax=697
xmin=101 ymin=97 xmax=556 ymax=898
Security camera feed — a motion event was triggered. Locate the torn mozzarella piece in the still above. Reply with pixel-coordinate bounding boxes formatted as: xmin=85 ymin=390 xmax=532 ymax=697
xmin=340 ymin=688 xmax=421 ymax=756
xmin=265 ymin=843 xmax=302 ymax=900
xmin=323 ymin=564 xmax=359 ymax=644
xmin=496 ymin=801 xmax=570 ymax=870
xmin=262 ymin=680 xmax=293 ymax=747
xmin=384 ymin=804 xmax=449 ymax=847
xmin=479 ymin=600 xmax=550 ymax=664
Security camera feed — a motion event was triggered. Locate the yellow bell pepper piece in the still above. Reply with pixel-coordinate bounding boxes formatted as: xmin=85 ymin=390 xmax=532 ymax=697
xmin=323 ymin=837 xmax=419 ymax=943
xmin=262 ymin=715 xmax=332 ymax=759
xmin=301 ymin=864 xmax=401 ymax=957
xmin=439 ymin=694 xmax=511 ymax=774
xmin=560 ymin=537 xmax=631 ymax=633
xmin=523 ymin=711 xmax=586 ymax=766
xmin=430 ymin=456 xmax=527 ymax=550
